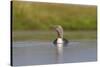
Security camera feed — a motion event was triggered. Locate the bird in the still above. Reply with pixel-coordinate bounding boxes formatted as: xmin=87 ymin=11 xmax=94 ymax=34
xmin=53 ymin=25 xmax=68 ymax=47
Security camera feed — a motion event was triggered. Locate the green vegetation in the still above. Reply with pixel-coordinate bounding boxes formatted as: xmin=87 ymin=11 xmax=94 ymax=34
xmin=12 ymin=1 xmax=97 ymax=41
xmin=13 ymin=31 xmax=96 ymax=41
xmin=12 ymin=1 xmax=97 ymax=31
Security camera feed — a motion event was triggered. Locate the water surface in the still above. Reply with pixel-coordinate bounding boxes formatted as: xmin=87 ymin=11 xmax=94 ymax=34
xmin=12 ymin=40 xmax=97 ymax=66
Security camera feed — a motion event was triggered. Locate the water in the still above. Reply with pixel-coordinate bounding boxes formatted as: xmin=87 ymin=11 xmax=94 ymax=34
xmin=12 ymin=40 xmax=97 ymax=66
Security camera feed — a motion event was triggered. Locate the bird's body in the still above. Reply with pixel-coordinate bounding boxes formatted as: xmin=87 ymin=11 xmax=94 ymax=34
xmin=53 ymin=38 xmax=68 ymax=47
xmin=53 ymin=25 xmax=68 ymax=46
xmin=56 ymin=38 xmax=63 ymax=48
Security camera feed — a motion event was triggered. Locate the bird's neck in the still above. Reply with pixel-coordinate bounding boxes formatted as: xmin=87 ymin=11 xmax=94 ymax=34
xmin=57 ymin=31 xmax=63 ymax=38
xmin=57 ymin=34 xmax=63 ymax=39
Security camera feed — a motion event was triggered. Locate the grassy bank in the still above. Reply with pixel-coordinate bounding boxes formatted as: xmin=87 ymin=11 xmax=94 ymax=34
xmin=13 ymin=31 xmax=96 ymax=41
xmin=12 ymin=1 xmax=97 ymax=31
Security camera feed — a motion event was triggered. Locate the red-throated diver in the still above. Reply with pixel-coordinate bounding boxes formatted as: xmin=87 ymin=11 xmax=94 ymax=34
xmin=53 ymin=25 xmax=68 ymax=46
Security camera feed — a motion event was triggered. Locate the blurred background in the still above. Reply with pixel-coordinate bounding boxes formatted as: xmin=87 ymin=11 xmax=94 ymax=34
xmin=12 ymin=1 xmax=97 ymax=41
xmin=12 ymin=1 xmax=97 ymax=66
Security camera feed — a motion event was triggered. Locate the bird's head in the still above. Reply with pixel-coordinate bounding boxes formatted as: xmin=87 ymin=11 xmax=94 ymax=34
xmin=54 ymin=25 xmax=63 ymax=38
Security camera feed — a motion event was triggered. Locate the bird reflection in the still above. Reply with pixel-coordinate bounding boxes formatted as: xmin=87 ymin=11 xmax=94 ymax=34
xmin=55 ymin=43 xmax=63 ymax=63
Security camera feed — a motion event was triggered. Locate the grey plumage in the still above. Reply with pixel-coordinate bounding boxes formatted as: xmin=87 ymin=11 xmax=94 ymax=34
xmin=53 ymin=25 xmax=68 ymax=46
xmin=55 ymin=25 xmax=63 ymax=38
